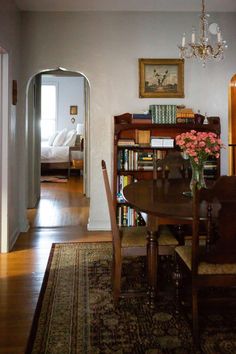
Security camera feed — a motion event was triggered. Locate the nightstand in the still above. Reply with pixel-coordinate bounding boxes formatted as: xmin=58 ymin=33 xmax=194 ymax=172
xmin=68 ymin=146 xmax=83 ymax=177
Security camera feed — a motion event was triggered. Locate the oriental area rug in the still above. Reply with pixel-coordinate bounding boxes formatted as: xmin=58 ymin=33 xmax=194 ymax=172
xmin=26 ymin=242 xmax=236 ymax=354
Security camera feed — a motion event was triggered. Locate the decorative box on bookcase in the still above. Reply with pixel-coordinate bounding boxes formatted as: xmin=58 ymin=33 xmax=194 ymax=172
xmin=113 ymin=113 xmax=221 ymax=227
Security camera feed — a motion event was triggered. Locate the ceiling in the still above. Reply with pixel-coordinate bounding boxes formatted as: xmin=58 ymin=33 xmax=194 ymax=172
xmin=14 ymin=0 xmax=236 ymax=12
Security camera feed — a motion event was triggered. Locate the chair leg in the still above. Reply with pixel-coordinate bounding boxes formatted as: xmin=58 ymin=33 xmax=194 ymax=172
xmin=192 ymin=286 xmax=200 ymax=350
xmin=113 ymin=258 xmax=122 ymax=305
xmin=173 ymin=255 xmax=182 ymax=315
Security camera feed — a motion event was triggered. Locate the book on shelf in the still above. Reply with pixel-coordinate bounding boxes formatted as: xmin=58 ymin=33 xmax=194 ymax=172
xmin=135 ymin=129 xmax=150 ymax=145
xmin=176 ymin=107 xmax=195 ymax=123
xmin=117 ymin=205 xmax=146 ymax=227
xmin=117 ymin=139 xmax=137 ymax=146
xmin=150 ymin=136 xmax=174 ymax=148
xmin=176 ymin=108 xmax=195 ymax=117
xmin=176 ymin=117 xmax=195 ymax=124
xmin=138 ymin=151 xmax=153 ymax=160
xmin=132 ymin=113 xmax=152 ymax=124
xmin=149 ymin=104 xmax=177 ymax=124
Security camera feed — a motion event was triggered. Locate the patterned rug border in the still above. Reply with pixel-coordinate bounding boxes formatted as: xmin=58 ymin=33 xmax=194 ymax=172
xmin=25 ymin=241 xmax=112 ymax=354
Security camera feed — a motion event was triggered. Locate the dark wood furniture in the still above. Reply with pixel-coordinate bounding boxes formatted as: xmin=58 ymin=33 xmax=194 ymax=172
xmin=123 ymin=178 xmax=199 ymax=303
xmin=102 ymin=160 xmax=179 ymax=305
xmin=68 ymin=146 xmax=83 ymax=177
xmin=174 ymin=176 xmax=236 ymax=349
xmin=114 ymin=113 xmax=221 ymax=227
xmin=102 ymin=160 xmax=146 ymax=304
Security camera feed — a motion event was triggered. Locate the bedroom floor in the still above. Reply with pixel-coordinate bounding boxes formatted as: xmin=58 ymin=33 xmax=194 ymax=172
xmin=27 ymin=175 xmax=88 ymax=228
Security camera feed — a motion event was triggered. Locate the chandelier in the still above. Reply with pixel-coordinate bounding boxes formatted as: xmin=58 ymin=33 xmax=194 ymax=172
xmin=178 ymin=0 xmax=228 ymax=67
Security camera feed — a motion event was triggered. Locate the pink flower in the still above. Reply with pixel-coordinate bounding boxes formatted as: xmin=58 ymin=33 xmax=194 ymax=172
xmin=175 ymin=130 xmax=224 ymax=166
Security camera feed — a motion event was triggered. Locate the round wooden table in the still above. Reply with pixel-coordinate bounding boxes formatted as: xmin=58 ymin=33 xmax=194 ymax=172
xmin=123 ymin=179 xmax=195 ymax=305
xmin=123 ymin=179 xmax=194 ymax=220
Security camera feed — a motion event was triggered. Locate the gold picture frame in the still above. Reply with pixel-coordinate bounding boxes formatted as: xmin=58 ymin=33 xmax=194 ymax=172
xmin=139 ymin=58 xmax=184 ymax=98
xmin=70 ymin=105 xmax=78 ymax=115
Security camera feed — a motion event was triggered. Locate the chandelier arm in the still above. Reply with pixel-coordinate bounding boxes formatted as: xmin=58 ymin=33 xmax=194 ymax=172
xmin=178 ymin=0 xmax=227 ymax=66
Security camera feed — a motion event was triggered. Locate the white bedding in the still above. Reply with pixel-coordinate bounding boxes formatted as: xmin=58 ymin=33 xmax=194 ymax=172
xmin=41 ymin=142 xmax=83 ymax=163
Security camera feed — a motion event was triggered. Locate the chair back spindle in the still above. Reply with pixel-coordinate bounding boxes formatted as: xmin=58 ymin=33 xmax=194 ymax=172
xmin=101 ymin=160 xmax=121 ymax=256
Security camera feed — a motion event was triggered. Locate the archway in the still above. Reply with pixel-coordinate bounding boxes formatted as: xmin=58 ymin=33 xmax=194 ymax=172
xmin=25 ymin=67 xmax=90 ymax=227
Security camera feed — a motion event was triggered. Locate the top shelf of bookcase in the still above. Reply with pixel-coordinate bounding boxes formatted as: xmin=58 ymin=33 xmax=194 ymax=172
xmin=114 ymin=114 xmax=221 ymax=135
xmin=115 ymin=122 xmax=220 ymax=135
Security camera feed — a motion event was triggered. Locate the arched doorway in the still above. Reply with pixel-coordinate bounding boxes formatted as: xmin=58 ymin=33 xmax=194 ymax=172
xmin=25 ymin=67 xmax=90 ymax=227
xmin=228 ymin=74 xmax=236 ymax=175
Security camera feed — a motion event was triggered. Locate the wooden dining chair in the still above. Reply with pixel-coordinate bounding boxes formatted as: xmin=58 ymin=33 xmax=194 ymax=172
xmin=174 ymin=176 xmax=236 ymax=349
xmin=101 ymin=160 xmax=179 ymax=304
xmin=155 ymin=150 xmax=192 ymax=245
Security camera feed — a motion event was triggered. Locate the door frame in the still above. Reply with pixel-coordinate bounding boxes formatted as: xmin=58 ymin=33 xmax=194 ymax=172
xmin=0 ymin=47 xmax=9 ymax=253
xmin=228 ymin=74 xmax=236 ymax=175
xmin=25 ymin=67 xmax=90 ymax=214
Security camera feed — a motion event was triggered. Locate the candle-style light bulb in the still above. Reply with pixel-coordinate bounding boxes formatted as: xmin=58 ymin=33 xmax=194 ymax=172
xmin=182 ymin=33 xmax=186 ymax=47
xmin=217 ymin=26 xmax=222 ymax=42
xmin=191 ymin=27 xmax=196 ymax=44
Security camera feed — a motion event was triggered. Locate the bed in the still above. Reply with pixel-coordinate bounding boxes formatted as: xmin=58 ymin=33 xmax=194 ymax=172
xmin=41 ymin=129 xmax=84 ymax=176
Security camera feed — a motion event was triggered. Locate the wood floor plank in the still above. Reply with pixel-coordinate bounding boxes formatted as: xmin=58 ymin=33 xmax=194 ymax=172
xmin=0 ymin=176 xmax=111 ymax=353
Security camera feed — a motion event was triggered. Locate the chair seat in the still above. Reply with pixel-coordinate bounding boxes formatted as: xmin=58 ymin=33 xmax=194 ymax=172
xmin=121 ymin=225 xmax=178 ymax=248
xmin=121 ymin=226 xmax=147 ymax=247
xmin=159 ymin=225 xmax=179 ymax=246
xmin=184 ymin=234 xmax=206 ymax=246
xmin=175 ymin=246 xmax=236 ymax=275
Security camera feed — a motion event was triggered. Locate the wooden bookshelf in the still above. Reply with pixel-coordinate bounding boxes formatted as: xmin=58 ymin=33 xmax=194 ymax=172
xmin=113 ymin=113 xmax=221 ymax=226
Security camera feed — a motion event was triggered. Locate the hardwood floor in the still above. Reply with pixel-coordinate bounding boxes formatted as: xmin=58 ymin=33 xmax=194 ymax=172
xmin=0 ymin=176 xmax=111 ymax=354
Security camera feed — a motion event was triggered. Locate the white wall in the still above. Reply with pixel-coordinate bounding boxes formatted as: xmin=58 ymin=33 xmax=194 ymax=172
xmin=0 ymin=0 xmax=22 ymax=249
xmin=19 ymin=11 xmax=236 ymax=231
xmin=41 ymin=75 xmax=85 ymax=133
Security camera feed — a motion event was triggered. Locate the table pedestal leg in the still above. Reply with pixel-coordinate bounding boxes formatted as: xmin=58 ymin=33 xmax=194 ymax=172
xmin=146 ymin=229 xmax=158 ymax=307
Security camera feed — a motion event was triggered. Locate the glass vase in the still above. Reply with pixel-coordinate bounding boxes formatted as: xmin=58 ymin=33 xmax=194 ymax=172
xmin=190 ymin=159 xmax=206 ymax=192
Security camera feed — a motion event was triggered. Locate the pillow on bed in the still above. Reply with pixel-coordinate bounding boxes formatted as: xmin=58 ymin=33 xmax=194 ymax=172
xmin=63 ymin=129 xmax=77 ymax=146
xmin=48 ymin=131 xmax=59 ymax=146
xmin=52 ymin=129 xmax=67 ymax=146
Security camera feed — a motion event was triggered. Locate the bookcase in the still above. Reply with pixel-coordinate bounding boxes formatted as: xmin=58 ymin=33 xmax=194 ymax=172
xmin=113 ymin=113 xmax=221 ymax=227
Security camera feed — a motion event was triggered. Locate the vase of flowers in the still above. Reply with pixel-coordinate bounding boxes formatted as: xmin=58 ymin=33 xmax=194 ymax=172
xmin=175 ymin=130 xmax=224 ymax=191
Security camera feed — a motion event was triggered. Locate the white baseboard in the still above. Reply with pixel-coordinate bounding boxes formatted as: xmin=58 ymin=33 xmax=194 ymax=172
xmin=87 ymin=220 xmax=111 ymax=231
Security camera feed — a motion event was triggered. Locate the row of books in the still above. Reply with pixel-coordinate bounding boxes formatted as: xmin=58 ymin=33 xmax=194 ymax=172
xmin=117 ymin=205 xmax=146 ymax=227
xmin=149 ymin=104 xmax=177 ymax=124
xmin=117 ymin=175 xmax=136 ymax=202
xmin=176 ymin=108 xmax=195 ymax=123
xmin=203 ymin=159 xmax=218 ymax=179
xmin=131 ymin=106 xmax=197 ymax=125
xmin=117 ymin=136 xmax=174 ymax=148
xmin=117 ymin=149 xmax=167 ymax=171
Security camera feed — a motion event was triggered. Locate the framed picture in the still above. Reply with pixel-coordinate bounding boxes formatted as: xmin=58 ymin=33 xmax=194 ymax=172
xmin=70 ymin=105 xmax=78 ymax=115
xmin=139 ymin=58 xmax=184 ymax=98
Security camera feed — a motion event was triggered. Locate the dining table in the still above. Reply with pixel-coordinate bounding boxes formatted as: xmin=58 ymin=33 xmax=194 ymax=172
xmin=123 ymin=178 xmax=207 ymax=305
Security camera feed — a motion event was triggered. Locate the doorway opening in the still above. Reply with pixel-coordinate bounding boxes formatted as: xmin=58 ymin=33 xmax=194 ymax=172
xmin=228 ymin=74 xmax=236 ymax=175
xmin=25 ymin=67 xmax=90 ymax=228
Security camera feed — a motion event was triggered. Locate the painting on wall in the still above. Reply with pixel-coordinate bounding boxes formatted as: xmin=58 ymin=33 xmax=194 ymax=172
xmin=139 ymin=58 xmax=184 ymax=98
